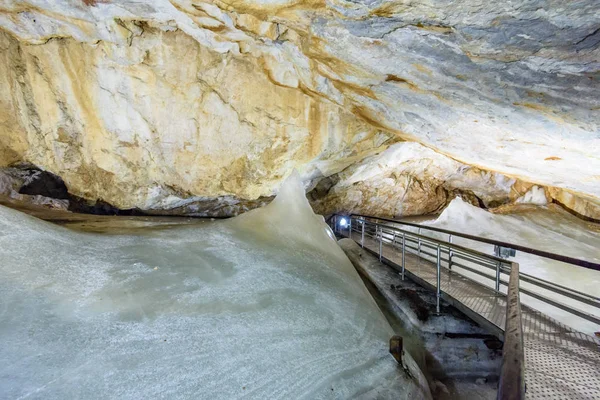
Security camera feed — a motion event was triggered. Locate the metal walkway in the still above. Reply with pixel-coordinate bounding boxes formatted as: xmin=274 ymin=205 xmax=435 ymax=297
xmin=331 ymin=214 xmax=600 ymax=400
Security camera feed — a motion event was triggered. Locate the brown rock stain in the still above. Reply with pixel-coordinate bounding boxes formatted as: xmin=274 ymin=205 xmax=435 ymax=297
xmin=331 ymin=79 xmax=376 ymax=99
xmin=385 ymin=74 xmax=419 ymax=91
xmin=351 ymin=105 xmax=391 ymax=132
xmin=413 ymin=64 xmax=432 ymax=76
xmin=413 ymin=23 xmax=453 ymax=34
xmin=512 ymin=102 xmax=567 ymax=124
xmin=385 ymin=74 xmax=446 ymax=102
xmin=370 ymin=3 xmax=409 ymax=17
xmin=202 ymin=24 xmax=229 ymax=34
xmin=306 ymin=37 xmax=373 ymax=80
xmin=307 ymin=100 xmax=323 ymax=157
xmin=211 ymin=0 xmax=326 ymax=21
xmin=82 ymin=0 xmax=110 ymax=7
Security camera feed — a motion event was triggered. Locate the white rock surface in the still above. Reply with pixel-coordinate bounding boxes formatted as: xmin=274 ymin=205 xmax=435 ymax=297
xmin=516 ymin=186 xmax=548 ymax=206
xmin=313 ymin=142 xmax=520 ymax=217
xmin=0 ymin=0 xmax=598 ymax=215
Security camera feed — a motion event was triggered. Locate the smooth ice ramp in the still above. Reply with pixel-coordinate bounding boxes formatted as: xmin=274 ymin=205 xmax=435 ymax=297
xmin=0 ymin=172 xmax=429 ymax=399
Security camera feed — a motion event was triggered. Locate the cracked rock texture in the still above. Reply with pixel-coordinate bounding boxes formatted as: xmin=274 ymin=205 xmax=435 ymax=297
xmin=0 ymin=0 xmax=598 ymax=217
xmin=312 ymin=142 xmax=530 ymax=217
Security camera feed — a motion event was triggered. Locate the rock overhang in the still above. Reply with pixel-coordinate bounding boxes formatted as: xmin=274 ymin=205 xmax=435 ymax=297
xmin=0 ymin=0 xmax=598 ymax=217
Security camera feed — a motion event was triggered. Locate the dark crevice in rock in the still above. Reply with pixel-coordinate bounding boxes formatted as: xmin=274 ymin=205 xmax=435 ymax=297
xmin=68 ymin=197 xmax=145 ymax=216
xmin=450 ymin=189 xmax=488 ymax=209
xmin=9 ymin=164 xmax=145 ymax=216
xmin=307 ymin=174 xmax=339 ymax=202
xmin=5 ymin=164 xmax=275 ymax=218
xmin=551 ymin=198 xmax=600 ymax=224
xmin=18 ymin=169 xmax=70 ymax=200
xmin=473 ymin=194 xmax=487 ymax=209
xmin=574 ymin=26 xmax=600 ymax=51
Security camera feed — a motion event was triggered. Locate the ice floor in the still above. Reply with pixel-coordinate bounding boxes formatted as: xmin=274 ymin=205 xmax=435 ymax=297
xmin=0 ymin=174 xmax=429 ymax=399
xmin=420 ymin=199 xmax=600 ymax=335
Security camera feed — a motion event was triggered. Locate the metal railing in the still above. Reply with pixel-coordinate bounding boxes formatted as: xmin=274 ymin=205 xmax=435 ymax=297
xmin=499 ymin=262 xmax=525 ymax=400
xmin=332 ymin=214 xmax=515 ymax=312
xmin=331 ymin=214 xmax=600 ymax=326
xmin=349 ymin=213 xmax=600 ymax=271
xmin=330 ymin=213 xmax=600 ymax=400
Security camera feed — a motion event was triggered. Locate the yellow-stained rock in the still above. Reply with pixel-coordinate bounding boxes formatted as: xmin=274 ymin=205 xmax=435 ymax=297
xmin=1 ymin=0 xmax=599 ymax=220
xmin=0 ymin=28 xmax=391 ymax=210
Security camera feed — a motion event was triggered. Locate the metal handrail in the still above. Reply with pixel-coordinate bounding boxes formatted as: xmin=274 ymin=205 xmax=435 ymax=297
xmin=499 ymin=262 xmax=525 ymax=399
xmin=333 ymin=214 xmax=600 ymax=325
xmin=361 ymin=219 xmax=514 ymax=291
xmin=361 ymin=220 xmax=511 ymax=265
xmin=339 ymin=216 xmax=512 ymax=311
xmin=332 ymin=215 xmax=527 ymax=398
xmin=350 ymin=213 xmax=600 ymax=271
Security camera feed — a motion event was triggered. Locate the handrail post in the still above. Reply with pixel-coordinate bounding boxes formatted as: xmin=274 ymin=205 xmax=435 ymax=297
xmin=498 ymin=262 xmax=525 ymax=400
xmin=418 ymin=227 xmax=422 ymax=257
xmin=348 ymin=216 xmax=352 ymax=240
xmin=401 ymin=233 xmax=406 ymax=281
xmin=436 ymin=244 xmax=441 ymax=313
xmin=496 ymin=261 xmax=501 ymax=292
xmin=379 ymin=226 xmax=383 ymax=262
xmin=448 ymin=234 xmax=453 ymax=271
xmin=361 ymin=221 xmax=365 ymax=248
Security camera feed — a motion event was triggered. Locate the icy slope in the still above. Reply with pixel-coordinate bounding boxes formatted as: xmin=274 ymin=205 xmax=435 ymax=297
xmin=0 ymin=172 xmax=428 ymax=399
xmin=425 ymin=198 xmax=600 ymax=334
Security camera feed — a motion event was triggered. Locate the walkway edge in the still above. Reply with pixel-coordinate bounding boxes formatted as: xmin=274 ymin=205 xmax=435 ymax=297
xmin=498 ymin=263 xmax=525 ymax=400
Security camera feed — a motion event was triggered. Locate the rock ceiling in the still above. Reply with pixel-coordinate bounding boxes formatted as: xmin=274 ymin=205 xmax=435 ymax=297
xmin=0 ymin=0 xmax=598 ymax=218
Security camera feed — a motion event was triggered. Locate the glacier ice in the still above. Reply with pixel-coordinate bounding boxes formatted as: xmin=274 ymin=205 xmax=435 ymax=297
xmin=0 ymin=172 xmax=429 ymax=399
xmin=515 ymin=186 xmax=547 ymax=206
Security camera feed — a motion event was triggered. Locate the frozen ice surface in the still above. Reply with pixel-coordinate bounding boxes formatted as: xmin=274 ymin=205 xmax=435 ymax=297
xmin=515 ymin=186 xmax=547 ymax=206
xmin=0 ymin=172 xmax=428 ymax=399
xmin=422 ymin=198 xmax=600 ymax=334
